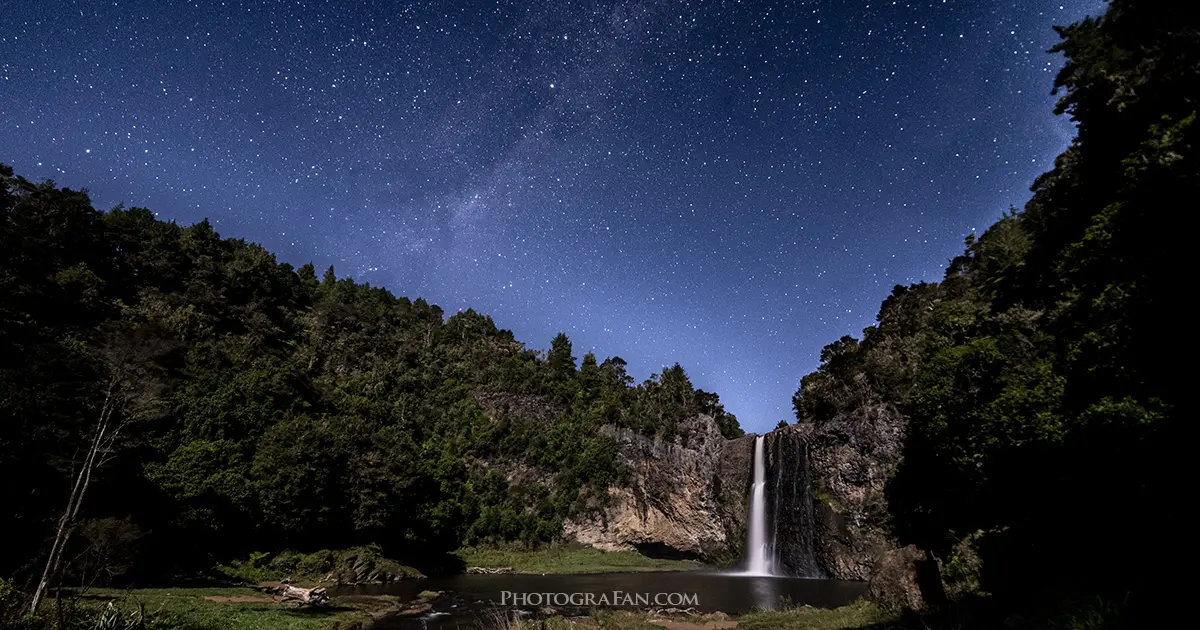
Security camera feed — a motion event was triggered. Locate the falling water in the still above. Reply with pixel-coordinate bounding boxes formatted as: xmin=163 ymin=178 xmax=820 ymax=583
xmin=744 ymin=435 xmax=773 ymax=576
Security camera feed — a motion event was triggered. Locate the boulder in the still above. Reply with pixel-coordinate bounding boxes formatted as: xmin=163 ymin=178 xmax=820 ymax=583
xmin=867 ymin=545 xmax=945 ymax=612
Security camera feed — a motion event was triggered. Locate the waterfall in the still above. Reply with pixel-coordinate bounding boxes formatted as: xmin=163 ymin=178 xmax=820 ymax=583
xmin=743 ymin=435 xmax=774 ymax=576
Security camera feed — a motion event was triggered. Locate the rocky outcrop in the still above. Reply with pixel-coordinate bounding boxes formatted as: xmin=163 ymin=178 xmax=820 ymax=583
xmin=717 ymin=433 xmax=754 ymax=559
xmin=749 ymin=404 xmax=905 ymax=580
xmin=563 ymin=415 xmax=752 ymax=561
xmin=797 ymin=404 xmax=906 ymax=580
xmin=564 ymin=404 xmax=906 ymax=580
xmin=867 ymin=544 xmax=945 ymax=611
xmin=473 ymin=391 xmax=563 ymax=424
xmin=763 ymin=428 xmax=823 ymax=577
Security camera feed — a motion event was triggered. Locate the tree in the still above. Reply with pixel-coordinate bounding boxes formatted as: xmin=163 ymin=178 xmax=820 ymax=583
xmin=0 ymin=161 xmax=739 ymax=583
xmin=548 ymin=333 xmax=576 ymax=377
xmin=600 ymin=356 xmax=632 ymax=389
xmin=784 ymin=0 xmax=1197 ymax=604
xmin=29 ymin=324 xmax=174 ymax=613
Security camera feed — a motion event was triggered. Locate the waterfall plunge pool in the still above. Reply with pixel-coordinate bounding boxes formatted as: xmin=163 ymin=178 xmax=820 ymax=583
xmin=349 ymin=433 xmax=863 ymax=629
xmin=338 ymin=571 xmax=868 ymax=630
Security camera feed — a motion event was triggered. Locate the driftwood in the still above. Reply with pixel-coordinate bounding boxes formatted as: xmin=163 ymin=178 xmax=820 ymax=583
xmin=466 ymin=566 xmax=513 ymax=574
xmin=264 ymin=582 xmax=330 ymax=607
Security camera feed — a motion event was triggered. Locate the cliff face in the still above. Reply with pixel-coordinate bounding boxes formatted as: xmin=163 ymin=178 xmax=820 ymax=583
xmin=563 ymin=415 xmax=753 ymax=561
xmin=763 ymin=427 xmax=822 ymax=577
xmin=564 ymin=411 xmax=902 ymax=579
xmin=794 ymin=405 xmax=905 ymax=580
xmin=758 ymin=417 xmax=902 ymax=579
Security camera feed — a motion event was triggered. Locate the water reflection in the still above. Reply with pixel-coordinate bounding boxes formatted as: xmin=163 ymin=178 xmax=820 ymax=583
xmin=344 ymin=571 xmax=868 ymax=630
xmin=745 ymin=575 xmax=787 ymax=610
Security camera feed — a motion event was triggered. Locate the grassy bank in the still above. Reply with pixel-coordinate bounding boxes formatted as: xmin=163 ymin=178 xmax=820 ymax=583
xmin=733 ymin=595 xmax=1137 ymax=630
xmin=456 ymin=546 xmax=702 ymax=574
xmin=217 ymin=547 xmax=424 ymax=586
xmin=8 ymin=589 xmax=1137 ymax=630
xmin=78 ymin=587 xmax=398 ymax=630
xmin=737 ymin=600 xmax=892 ymax=630
xmin=491 ymin=604 xmax=891 ymax=630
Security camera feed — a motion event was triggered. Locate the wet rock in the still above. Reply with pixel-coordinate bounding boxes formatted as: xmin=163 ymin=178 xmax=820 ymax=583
xmin=765 ymin=429 xmax=823 ymax=577
xmin=399 ymin=601 xmax=432 ymax=616
xmin=793 ymin=404 xmax=906 ymax=580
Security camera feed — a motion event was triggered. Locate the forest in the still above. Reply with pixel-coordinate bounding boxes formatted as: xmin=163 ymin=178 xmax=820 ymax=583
xmin=792 ymin=0 xmax=1190 ymax=616
xmin=0 ymin=167 xmax=742 ymax=590
xmin=1 ymin=0 xmax=1194 ymax=626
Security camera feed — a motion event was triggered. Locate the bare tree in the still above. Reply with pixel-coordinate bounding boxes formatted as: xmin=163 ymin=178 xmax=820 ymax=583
xmin=27 ymin=325 xmax=173 ymax=614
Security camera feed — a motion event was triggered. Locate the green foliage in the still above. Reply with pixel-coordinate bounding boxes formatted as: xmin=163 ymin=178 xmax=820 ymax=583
xmin=738 ymin=599 xmax=888 ymax=630
xmin=547 ymin=332 xmax=577 ymax=382
xmin=588 ymin=609 xmax=663 ymax=630
xmin=1 ymin=579 xmax=29 ymax=629
xmin=456 ymin=545 xmax=698 ymax=574
xmin=218 ymin=547 xmax=423 ymax=585
xmin=792 ymin=0 xmax=1193 ymax=608
xmin=0 ymin=579 xmax=186 ymax=630
xmin=82 ymin=587 xmax=384 ymax=630
xmin=0 ymin=163 xmax=741 ymax=583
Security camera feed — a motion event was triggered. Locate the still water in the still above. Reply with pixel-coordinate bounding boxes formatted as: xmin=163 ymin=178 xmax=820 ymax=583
xmin=336 ymin=571 xmax=868 ymax=630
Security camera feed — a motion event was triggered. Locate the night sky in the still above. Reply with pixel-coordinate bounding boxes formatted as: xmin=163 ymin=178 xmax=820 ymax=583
xmin=2 ymin=0 xmax=1103 ymax=434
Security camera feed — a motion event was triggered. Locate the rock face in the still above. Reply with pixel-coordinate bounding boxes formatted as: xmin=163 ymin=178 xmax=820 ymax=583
xmin=867 ymin=544 xmax=945 ymax=611
xmin=717 ymin=433 xmax=755 ymax=559
xmin=763 ymin=427 xmax=823 ymax=577
xmin=563 ymin=415 xmax=752 ymax=561
xmin=797 ymin=404 xmax=906 ymax=580
xmin=564 ymin=405 xmax=906 ymax=580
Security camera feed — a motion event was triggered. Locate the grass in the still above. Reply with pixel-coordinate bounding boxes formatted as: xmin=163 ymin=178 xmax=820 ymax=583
xmin=736 ymin=600 xmax=893 ymax=630
xmin=80 ymin=586 xmax=400 ymax=630
xmin=485 ymin=605 xmax=890 ymax=630
xmin=591 ymin=608 xmax=672 ymax=630
xmin=457 ymin=545 xmax=702 ymax=574
xmin=733 ymin=594 xmax=1141 ymax=630
xmin=217 ymin=547 xmax=424 ymax=586
xmin=484 ymin=608 xmax=689 ymax=630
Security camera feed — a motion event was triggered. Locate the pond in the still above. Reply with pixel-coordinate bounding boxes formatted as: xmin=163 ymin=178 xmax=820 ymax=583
xmin=336 ymin=571 xmax=868 ymax=630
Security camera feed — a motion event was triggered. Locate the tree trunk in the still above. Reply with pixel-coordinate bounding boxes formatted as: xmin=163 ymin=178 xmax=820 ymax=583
xmin=273 ymin=584 xmax=330 ymax=607
xmin=27 ymin=326 xmax=173 ymax=614
xmin=28 ymin=384 xmax=118 ymax=614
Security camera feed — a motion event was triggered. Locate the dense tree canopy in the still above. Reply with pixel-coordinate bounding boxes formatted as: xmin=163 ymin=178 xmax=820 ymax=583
xmin=794 ymin=0 xmax=1192 ymax=605
xmin=0 ymin=164 xmax=741 ymax=583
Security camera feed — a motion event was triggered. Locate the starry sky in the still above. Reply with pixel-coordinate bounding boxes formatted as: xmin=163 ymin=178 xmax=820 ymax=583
xmin=2 ymin=0 xmax=1103 ymax=434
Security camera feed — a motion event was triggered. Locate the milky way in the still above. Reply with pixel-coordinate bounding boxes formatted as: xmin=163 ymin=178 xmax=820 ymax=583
xmin=0 ymin=0 xmax=1103 ymax=432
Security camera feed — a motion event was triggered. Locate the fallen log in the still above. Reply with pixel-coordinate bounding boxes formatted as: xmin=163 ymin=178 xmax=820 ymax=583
xmin=264 ymin=582 xmax=330 ymax=607
xmin=466 ymin=566 xmax=513 ymax=574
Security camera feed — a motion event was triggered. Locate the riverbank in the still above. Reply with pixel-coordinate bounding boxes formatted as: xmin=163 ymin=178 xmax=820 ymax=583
xmin=20 ymin=589 xmax=886 ymax=630
xmin=62 ymin=586 xmax=399 ymax=629
xmin=2 ymin=549 xmax=707 ymax=629
xmin=475 ymin=595 xmax=1136 ymax=630
xmin=456 ymin=546 xmax=703 ymax=574
xmin=13 ymin=585 xmax=1139 ymax=630
xmin=418 ymin=602 xmax=893 ymax=630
